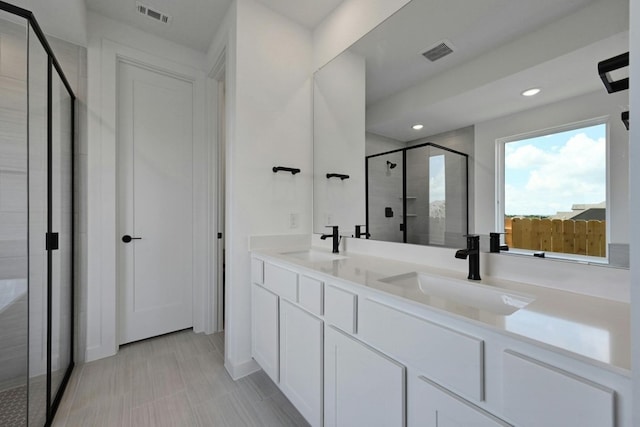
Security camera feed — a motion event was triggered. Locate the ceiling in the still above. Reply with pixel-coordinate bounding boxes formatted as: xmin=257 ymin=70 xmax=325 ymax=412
xmin=84 ymin=0 xmax=343 ymax=52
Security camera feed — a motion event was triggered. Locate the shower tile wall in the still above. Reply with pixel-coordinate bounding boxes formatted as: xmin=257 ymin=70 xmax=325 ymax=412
xmin=0 ymin=17 xmax=28 ymax=390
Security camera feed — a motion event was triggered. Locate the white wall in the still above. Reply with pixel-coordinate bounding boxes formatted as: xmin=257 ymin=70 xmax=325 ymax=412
xmin=474 ymin=90 xmax=629 ymax=249
xmin=313 ymin=50 xmax=365 ymax=233
xmin=214 ymin=0 xmax=313 ymax=378
xmin=85 ymin=12 xmax=207 ymax=361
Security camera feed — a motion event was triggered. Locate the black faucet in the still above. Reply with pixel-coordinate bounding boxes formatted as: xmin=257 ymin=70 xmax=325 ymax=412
xmin=354 ymin=225 xmax=369 ymax=239
xmin=489 ymin=232 xmax=509 ymax=253
xmin=321 ymin=225 xmax=341 ymax=253
xmin=455 ymin=235 xmax=481 ymax=280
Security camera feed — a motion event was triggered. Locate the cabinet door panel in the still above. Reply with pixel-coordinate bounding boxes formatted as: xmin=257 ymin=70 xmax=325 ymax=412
xmin=411 ymin=376 xmax=511 ymax=427
xmin=280 ymin=300 xmax=323 ymax=427
xmin=325 ymin=327 xmax=405 ymax=427
xmin=251 ymin=283 xmax=279 ymax=383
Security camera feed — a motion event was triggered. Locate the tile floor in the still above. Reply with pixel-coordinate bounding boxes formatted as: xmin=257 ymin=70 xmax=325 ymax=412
xmin=52 ymin=329 xmax=310 ymax=427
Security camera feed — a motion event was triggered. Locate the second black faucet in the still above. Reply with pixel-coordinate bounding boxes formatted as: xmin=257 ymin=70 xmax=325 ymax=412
xmin=321 ymin=225 xmax=341 ymax=253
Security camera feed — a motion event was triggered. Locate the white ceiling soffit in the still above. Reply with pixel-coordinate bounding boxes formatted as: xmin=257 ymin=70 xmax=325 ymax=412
xmin=85 ymin=0 xmax=232 ymax=52
xmin=355 ymin=0 xmax=628 ymax=141
xmin=352 ymin=0 xmax=601 ymax=105
xmin=254 ymin=0 xmax=344 ymax=29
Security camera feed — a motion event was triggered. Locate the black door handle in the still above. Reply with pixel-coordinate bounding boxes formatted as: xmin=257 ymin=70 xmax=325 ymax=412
xmin=122 ymin=235 xmax=142 ymax=243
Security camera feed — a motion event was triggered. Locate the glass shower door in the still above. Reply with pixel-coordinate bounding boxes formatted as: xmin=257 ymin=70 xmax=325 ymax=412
xmin=405 ymin=144 xmax=468 ymax=247
xmin=49 ymin=66 xmax=73 ymax=413
xmin=28 ymin=20 xmax=49 ymax=427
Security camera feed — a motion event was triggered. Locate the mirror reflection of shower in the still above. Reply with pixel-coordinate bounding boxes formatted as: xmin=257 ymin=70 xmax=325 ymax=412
xmin=366 ymin=143 xmax=468 ymax=247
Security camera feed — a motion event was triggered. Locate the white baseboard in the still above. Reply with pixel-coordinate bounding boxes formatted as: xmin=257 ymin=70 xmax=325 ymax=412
xmin=225 ymin=358 xmax=260 ymax=380
xmin=85 ymin=344 xmax=117 ymax=363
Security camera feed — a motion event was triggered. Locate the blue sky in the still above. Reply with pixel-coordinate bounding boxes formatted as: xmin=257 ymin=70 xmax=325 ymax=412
xmin=504 ymin=123 xmax=606 ymax=216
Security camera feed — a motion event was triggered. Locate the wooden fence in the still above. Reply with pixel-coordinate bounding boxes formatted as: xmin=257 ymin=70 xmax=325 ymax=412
xmin=505 ymin=217 xmax=606 ymax=257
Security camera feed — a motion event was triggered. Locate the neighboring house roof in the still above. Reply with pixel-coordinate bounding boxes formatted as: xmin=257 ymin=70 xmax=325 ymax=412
xmin=550 ymin=202 xmax=606 ymax=221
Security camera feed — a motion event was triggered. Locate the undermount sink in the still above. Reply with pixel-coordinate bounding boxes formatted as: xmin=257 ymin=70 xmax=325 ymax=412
xmin=379 ymin=272 xmax=534 ymax=315
xmin=281 ymin=249 xmax=347 ymax=262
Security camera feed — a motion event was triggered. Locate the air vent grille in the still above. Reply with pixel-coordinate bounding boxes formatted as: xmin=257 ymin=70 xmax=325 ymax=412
xmin=136 ymin=2 xmax=172 ymax=25
xmin=422 ymin=42 xmax=454 ymax=62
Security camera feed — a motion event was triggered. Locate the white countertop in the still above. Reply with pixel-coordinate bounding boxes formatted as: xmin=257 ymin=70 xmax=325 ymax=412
xmin=253 ymin=247 xmax=631 ymax=373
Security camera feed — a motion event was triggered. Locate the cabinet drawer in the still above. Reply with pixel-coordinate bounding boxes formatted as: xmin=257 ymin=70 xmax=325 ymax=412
xmin=251 ymin=258 xmax=264 ymax=284
xmin=502 ymin=350 xmax=614 ymax=427
xmin=264 ymin=262 xmax=298 ymax=301
xmin=299 ymin=275 xmax=323 ymax=316
xmin=324 ymin=285 xmax=357 ymax=334
xmin=412 ymin=376 xmax=511 ymax=427
xmin=359 ymin=298 xmax=484 ymax=401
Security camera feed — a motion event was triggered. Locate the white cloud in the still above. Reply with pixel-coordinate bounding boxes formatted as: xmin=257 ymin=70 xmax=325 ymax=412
xmin=505 ymin=132 xmax=605 ymax=215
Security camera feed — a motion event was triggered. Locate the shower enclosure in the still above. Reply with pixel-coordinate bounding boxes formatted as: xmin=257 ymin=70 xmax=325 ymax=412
xmin=0 ymin=2 xmax=75 ymax=426
xmin=366 ymin=143 xmax=468 ymax=247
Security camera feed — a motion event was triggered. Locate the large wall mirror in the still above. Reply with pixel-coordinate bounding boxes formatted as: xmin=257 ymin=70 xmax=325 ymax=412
xmin=313 ymin=0 xmax=629 ymax=264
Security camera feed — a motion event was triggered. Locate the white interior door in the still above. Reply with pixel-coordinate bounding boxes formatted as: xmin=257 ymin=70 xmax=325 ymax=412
xmin=117 ymin=61 xmax=194 ymax=345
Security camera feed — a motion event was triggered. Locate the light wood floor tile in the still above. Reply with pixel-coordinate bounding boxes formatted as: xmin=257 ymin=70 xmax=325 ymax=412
xmin=51 ymin=329 xmax=309 ymax=426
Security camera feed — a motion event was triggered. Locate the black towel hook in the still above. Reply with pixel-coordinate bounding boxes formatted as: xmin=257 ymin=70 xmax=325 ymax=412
xmin=273 ymin=166 xmax=301 ymax=175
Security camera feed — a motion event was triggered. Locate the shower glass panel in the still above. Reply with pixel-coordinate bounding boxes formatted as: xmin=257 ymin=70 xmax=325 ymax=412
xmin=50 ymin=68 xmax=73 ymax=409
xmin=366 ymin=151 xmax=404 ymax=242
xmin=28 ymin=19 xmax=48 ymax=427
xmin=0 ymin=9 xmax=28 ymax=427
xmin=366 ymin=143 xmax=468 ymax=247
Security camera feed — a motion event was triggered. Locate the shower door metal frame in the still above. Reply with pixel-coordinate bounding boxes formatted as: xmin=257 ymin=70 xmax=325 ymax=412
xmin=365 ymin=141 xmax=469 ymax=244
xmin=0 ymin=1 xmax=76 ymax=426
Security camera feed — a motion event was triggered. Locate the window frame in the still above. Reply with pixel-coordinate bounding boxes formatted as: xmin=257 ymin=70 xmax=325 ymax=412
xmin=495 ymin=116 xmax=610 ymax=263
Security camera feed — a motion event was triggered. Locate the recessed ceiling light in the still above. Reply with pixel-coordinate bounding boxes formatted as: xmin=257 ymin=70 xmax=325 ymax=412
xmin=412 ymin=124 xmax=424 ymax=130
xmin=521 ymin=88 xmax=541 ymax=97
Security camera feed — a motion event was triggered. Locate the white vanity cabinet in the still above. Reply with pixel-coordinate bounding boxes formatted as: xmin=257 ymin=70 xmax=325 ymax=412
xmin=324 ymin=326 xmax=406 ymax=427
xmin=250 ymin=253 xmax=630 ymax=427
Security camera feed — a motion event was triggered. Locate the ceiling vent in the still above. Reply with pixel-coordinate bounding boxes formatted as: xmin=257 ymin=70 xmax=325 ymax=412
xmin=136 ymin=2 xmax=172 ymax=25
xmin=422 ymin=41 xmax=454 ymax=62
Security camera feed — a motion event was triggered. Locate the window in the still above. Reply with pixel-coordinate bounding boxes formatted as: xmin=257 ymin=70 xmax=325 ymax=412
xmin=498 ymin=121 xmax=607 ymax=259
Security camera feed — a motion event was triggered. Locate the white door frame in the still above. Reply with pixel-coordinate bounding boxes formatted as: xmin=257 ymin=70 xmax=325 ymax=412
xmin=86 ymin=39 xmax=212 ymax=361
xmin=209 ymin=48 xmax=226 ymax=332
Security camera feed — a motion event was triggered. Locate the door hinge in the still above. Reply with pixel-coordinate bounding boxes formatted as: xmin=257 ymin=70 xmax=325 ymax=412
xmin=46 ymin=232 xmax=59 ymax=251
